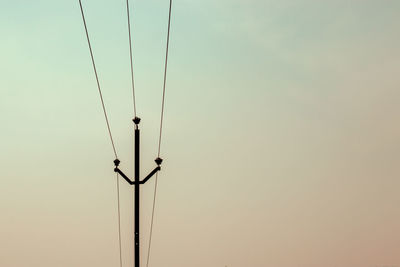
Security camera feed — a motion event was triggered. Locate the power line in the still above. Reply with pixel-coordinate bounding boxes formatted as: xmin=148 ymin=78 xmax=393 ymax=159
xmin=126 ymin=0 xmax=137 ymax=117
xmin=116 ymin=174 xmax=123 ymax=267
xmin=157 ymin=0 xmax=173 ymax=157
xmin=79 ymin=2 xmax=123 ymax=266
xmin=145 ymin=172 xmax=159 ymax=267
xmin=147 ymin=1 xmax=173 ymax=266
xmin=78 ymin=0 xmax=118 ymax=159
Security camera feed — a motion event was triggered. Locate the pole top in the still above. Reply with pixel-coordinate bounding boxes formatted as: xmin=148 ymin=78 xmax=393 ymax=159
xmin=113 ymin=159 xmax=120 ymax=166
xmin=133 ymin=117 xmax=141 ymax=125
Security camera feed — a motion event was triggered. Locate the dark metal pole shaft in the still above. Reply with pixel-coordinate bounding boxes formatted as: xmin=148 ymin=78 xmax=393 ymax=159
xmin=134 ymin=125 xmax=140 ymax=267
xmin=113 ymin=117 xmax=161 ymax=267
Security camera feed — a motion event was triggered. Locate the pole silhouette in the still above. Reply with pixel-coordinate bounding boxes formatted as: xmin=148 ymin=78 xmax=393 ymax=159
xmin=114 ymin=117 xmax=162 ymax=267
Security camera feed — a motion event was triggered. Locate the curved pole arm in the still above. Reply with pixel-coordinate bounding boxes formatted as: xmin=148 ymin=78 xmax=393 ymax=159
xmin=114 ymin=167 xmax=135 ymax=185
xmin=140 ymin=166 xmax=161 ymax=184
xmin=113 ymin=158 xmax=162 ymax=186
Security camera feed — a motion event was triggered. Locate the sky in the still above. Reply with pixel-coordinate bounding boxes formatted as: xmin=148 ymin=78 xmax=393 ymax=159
xmin=1 ymin=0 xmax=400 ymax=266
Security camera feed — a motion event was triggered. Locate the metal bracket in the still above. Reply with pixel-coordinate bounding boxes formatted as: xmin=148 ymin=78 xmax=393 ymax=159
xmin=113 ymin=158 xmax=162 ymax=185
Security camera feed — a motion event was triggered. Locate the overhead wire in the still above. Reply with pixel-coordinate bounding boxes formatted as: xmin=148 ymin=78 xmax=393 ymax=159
xmin=78 ymin=1 xmax=122 ymax=266
xmin=146 ymin=1 xmax=173 ymax=266
xmin=78 ymin=0 xmax=118 ymax=159
xmin=116 ymin=174 xmax=123 ymax=267
xmin=126 ymin=0 xmax=137 ymax=117
xmin=157 ymin=0 xmax=173 ymax=158
xmin=145 ymin=172 xmax=159 ymax=267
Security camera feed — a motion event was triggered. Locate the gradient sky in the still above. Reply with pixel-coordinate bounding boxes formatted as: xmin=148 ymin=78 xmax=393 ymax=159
xmin=1 ymin=0 xmax=400 ymax=266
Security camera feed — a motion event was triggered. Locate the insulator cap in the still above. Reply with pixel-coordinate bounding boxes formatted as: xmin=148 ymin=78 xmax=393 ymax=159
xmin=133 ymin=117 xmax=141 ymax=125
xmin=155 ymin=157 xmax=163 ymax=165
xmin=113 ymin=159 xmax=120 ymax=166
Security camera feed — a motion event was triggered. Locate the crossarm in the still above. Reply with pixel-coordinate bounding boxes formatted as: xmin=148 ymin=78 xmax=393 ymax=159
xmin=114 ymin=167 xmax=135 ymax=185
xmin=140 ymin=166 xmax=161 ymax=184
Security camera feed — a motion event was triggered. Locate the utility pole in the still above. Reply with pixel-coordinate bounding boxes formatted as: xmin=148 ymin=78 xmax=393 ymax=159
xmin=113 ymin=117 xmax=162 ymax=267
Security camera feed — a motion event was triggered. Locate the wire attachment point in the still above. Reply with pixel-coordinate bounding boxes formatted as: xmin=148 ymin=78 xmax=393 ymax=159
xmin=114 ymin=159 xmax=121 ymax=167
xmin=155 ymin=157 xmax=163 ymax=166
xmin=133 ymin=117 xmax=141 ymax=125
